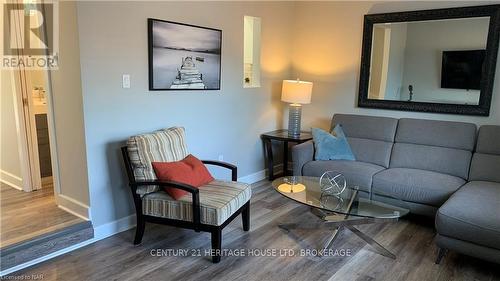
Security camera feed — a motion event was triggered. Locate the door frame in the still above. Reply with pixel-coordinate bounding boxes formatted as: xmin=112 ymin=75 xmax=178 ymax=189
xmin=1 ymin=69 xmax=32 ymax=192
xmin=41 ymin=65 xmax=62 ymax=195
xmin=6 ymin=1 xmax=36 ymax=192
xmin=20 ymin=69 xmax=43 ymax=191
xmin=13 ymin=68 xmax=40 ymax=192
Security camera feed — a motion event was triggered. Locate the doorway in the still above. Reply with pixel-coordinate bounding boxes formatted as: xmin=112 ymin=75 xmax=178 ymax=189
xmin=0 ymin=1 xmax=85 ymax=250
xmin=0 ymin=66 xmax=84 ymax=249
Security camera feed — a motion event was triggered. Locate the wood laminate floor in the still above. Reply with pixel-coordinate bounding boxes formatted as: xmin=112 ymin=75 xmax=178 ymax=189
xmin=11 ymin=180 xmax=500 ymax=281
xmin=0 ymin=182 xmax=84 ymax=248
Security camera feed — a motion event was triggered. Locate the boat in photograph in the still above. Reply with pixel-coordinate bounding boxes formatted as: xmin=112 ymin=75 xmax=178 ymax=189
xmin=170 ymin=57 xmax=206 ymax=89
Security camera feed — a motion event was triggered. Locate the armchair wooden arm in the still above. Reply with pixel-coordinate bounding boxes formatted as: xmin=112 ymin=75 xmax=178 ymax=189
xmin=202 ymin=160 xmax=238 ymax=181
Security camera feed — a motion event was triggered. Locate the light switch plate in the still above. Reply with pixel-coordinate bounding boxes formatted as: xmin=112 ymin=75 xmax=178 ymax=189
xmin=122 ymin=74 xmax=130 ymax=88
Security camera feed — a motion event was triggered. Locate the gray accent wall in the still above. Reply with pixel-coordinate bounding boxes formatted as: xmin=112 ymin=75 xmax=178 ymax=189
xmin=76 ymin=1 xmax=294 ymax=227
xmin=69 ymin=1 xmax=500 ymax=229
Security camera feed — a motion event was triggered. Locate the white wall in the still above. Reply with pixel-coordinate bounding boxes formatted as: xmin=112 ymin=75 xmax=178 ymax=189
xmin=385 ymin=23 xmax=407 ymax=101
xmin=368 ymin=26 xmax=386 ymax=99
xmin=76 ymin=1 xmax=294 ymax=226
xmin=400 ymin=18 xmax=489 ymax=104
xmin=0 ymin=70 xmax=24 ymax=189
xmin=50 ymin=1 xmax=90 ymax=206
xmin=28 ymin=70 xmax=46 ymax=89
xmin=291 ymin=1 xmax=500 ymax=131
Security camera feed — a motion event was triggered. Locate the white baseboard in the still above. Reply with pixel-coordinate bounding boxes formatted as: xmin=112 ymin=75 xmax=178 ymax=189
xmin=56 ymin=194 xmax=90 ymax=221
xmin=91 ymin=164 xmax=285 ymax=240
xmin=238 ymin=169 xmax=266 ymax=184
xmin=1 ymin=165 xmax=287 ymax=276
xmin=92 ymin=165 xmax=284 ymax=241
xmin=0 ymin=170 xmax=23 ymax=190
xmin=238 ymin=164 xmax=283 ymax=184
xmin=93 ymin=214 xmax=137 ymax=240
xmin=88 ymin=164 xmax=284 ymax=240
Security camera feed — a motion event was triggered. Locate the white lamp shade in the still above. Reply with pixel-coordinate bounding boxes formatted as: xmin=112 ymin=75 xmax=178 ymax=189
xmin=281 ymin=80 xmax=313 ymax=104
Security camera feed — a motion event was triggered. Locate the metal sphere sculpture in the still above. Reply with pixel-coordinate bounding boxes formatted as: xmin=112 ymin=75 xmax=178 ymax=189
xmin=319 ymin=171 xmax=347 ymax=196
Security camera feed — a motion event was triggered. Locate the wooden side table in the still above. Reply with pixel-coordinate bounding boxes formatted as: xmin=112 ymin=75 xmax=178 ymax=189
xmin=261 ymin=129 xmax=313 ymax=180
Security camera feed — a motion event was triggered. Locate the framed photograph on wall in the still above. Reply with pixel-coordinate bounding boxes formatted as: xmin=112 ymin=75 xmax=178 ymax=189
xmin=148 ymin=18 xmax=222 ymax=91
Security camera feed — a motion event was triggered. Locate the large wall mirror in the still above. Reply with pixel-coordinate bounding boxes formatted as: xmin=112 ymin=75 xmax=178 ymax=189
xmin=358 ymin=5 xmax=500 ymax=116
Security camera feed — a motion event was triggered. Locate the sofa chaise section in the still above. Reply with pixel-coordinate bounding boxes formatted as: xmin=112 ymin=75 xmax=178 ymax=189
xmin=293 ymin=114 xmax=398 ymax=192
xmin=435 ymin=125 xmax=500 ymax=264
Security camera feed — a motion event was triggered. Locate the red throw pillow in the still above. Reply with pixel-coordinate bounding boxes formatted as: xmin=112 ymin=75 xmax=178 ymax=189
xmin=152 ymin=154 xmax=214 ymax=200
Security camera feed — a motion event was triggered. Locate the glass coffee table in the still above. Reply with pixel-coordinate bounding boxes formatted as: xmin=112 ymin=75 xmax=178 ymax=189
xmin=272 ymin=176 xmax=410 ymax=259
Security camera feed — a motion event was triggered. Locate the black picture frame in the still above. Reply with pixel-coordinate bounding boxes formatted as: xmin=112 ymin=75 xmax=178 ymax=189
xmin=358 ymin=5 xmax=500 ymax=116
xmin=148 ymin=18 xmax=222 ymax=91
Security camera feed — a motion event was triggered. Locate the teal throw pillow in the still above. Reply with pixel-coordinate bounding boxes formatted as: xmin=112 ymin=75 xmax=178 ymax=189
xmin=312 ymin=125 xmax=356 ymax=161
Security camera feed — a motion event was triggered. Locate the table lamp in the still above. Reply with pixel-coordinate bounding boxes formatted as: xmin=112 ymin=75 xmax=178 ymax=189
xmin=281 ymin=79 xmax=313 ymax=137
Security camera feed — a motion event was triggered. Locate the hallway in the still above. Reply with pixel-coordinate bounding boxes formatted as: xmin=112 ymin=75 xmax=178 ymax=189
xmin=0 ymin=183 xmax=84 ymax=248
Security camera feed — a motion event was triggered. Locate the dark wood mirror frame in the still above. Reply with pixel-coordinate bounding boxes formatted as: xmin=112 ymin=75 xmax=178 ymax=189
xmin=358 ymin=5 xmax=500 ymax=116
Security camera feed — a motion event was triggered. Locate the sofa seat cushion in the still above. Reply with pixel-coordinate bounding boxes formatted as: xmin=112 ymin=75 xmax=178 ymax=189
xmin=142 ymin=180 xmax=251 ymax=226
xmin=436 ymin=181 xmax=500 ymax=250
xmin=302 ymin=160 xmax=385 ymax=192
xmin=372 ymin=168 xmax=465 ymax=206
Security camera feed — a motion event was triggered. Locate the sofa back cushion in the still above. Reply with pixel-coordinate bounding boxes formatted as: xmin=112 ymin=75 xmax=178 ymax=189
xmin=390 ymin=118 xmax=476 ymax=179
xmin=469 ymin=125 xmax=500 ymax=183
xmin=127 ymin=127 xmax=189 ymax=195
xmin=331 ymin=114 xmax=398 ymax=167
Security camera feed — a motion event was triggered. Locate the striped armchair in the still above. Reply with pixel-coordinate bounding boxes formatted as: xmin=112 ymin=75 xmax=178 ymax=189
xmin=121 ymin=127 xmax=251 ymax=263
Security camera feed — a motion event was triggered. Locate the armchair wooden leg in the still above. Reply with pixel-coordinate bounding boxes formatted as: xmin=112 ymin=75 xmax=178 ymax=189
xmin=242 ymin=203 xmax=250 ymax=231
xmin=211 ymin=229 xmax=222 ymax=263
xmin=134 ymin=214 xmax=145 ymax=245
xmin=435 ymin=248 xmax=448 ymax=264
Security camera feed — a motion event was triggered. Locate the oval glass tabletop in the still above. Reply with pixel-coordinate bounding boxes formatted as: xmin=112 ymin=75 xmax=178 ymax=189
xmin=272 ymin=176 xmax=409 ymax=219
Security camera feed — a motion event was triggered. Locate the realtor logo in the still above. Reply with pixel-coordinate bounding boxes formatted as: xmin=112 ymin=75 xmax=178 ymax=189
xmin=2 ymin=1 xmax=58 ymax=69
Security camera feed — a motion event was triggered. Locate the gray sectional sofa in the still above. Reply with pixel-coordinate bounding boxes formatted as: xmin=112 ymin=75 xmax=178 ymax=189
xmin=435 ymin=126 xmax=500 ymax=264
xmin=292 ymin=114 xmax=500 ymax=264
